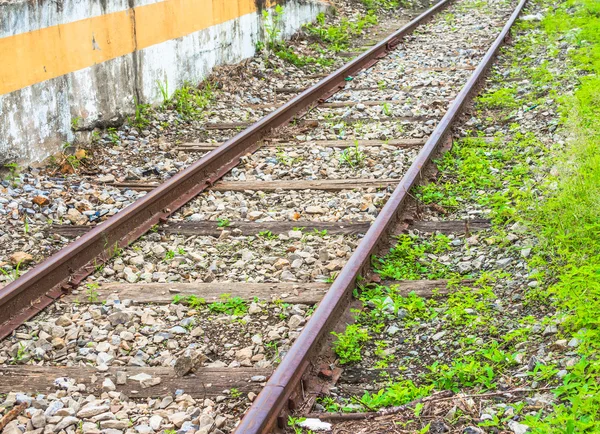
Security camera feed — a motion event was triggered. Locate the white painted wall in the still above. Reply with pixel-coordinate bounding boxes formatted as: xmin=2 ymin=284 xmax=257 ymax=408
xmin=0 ymin=0 xmax=329 ymax=165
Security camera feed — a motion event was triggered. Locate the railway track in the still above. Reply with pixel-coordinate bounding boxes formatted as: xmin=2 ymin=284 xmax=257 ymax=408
xmin=0 ymin=0 xmax=528 ymax=432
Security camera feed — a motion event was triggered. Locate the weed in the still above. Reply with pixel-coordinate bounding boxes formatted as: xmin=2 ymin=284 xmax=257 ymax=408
xmin=163 ymin=81 xmax=214 ymax=119
xmin=362 ymin=0 xmax=399 ymax=12
xmin=107 ymin=128 xmax=120 ymax=145
xmin=265 ymin=341 xmax=281 ymax=363
xmin=382 ymin=102 xmax=392 ymax=116
xmin=3 ymin=162 xmax=21 ymax=186
xmin=304 ymin=12 xmax=377 ymax=53
xmin=360 ymin=380 xmax=433 ymax=410
xmin=263 ymin=5 xmax=284 ymax=51
xmin=71 ymin=116 xmax=82 ymax=130
xmin=208 ymin=295 xmax=248 ymax=316
xmin=164 ymin=250 xmax=176 ymax=261
xmin=427 ymin=358 xmax=496 ymax=392
xmin=157 ymin=80 xmax=169 ymax=105
xmin=13 ymin=342 xmax=28 ymax=363
xmin=325 ymin=272 xmax=338 ymax=283
xmin=338 ymin=142 xmax=365 ymax=167
xmin=217 ymin=218 xmax=230 ymax=228
xmin=332 ymin=324 xmax=369 ymax=364
xmin=230 ymin=388 xmax=242 ymax=398
xmin=86 ymin=282 xmax=100 ymax=303
xmin=287 ymin=416 xmax=307 ymax=434
xmin=477 ymin=87 xmax=519 ymax=110
xmin=373 ymin=233 xmax=451 ymax=280
xmin=129 ymin=99 xmax=152 ymax=130
xmin=258 ymin=230 xmax=276 ymax=239
xmin=0 ymin=261 xmax=22 ymax=282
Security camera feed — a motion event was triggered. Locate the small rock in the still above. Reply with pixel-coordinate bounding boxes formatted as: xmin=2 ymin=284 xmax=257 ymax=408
xmin=2 ymin=421 xmax=21 ymax=434
xmin=168 ymin=412 xmax=189 ymax=428
xmin=9 ymin=252 xmax=33 ymax=266
xmin=108 ymin=311 xmax=131 ymax=325
xmin=102 ymin=378 xmax=116 ymax=391
xmin=31 ymin=413 xmax=46 ymax=429
xmin=33 ymin=195 xmax=50 ymax=206
xmin=543 ymin=324 xmax=558 ymax=336
xmin=77 ymin=404 xmax=110 ymax=418
xmin=116 ymin=371 xmax=127 ymax=385
xmin=288 ymin=314 xmax=305 ymax=329
xmin=98 ymin=174 xmax=115 ymax=183
xmin=507 ymin=420 xmax=529 ymax=434
xmin=149 ymin=415 xmax=162 ymax=431
xmin=54 ymin=416 xmax=79 ymax=432
xmin=198 ymin=415 xmax=214 ymax=429
xmin=432 ymin=331 xmax=446 ymax=341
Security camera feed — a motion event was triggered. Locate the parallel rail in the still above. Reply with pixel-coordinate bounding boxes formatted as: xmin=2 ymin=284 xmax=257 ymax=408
xmin=234 ymin=0 xmax=528 ymax=431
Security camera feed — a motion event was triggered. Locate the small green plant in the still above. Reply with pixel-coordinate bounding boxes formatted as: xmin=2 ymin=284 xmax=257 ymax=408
xmin=111 ymin=243 xmax=123 ymax=258
xmin=0 ymin=261 xmax=23 ymax=282
xmin=477 ymin=87 xmax=519 ymax=110
xmin=332 ymin=324 xmax=369 ymax=364
xmin=157 ymin=80 xmax=169 ymax=105
xmin=427 ymin=358 xmax=496 ymax=392
xmin=382 ymin=102 xmax=392 ymax=116
xmin=360 ymin=380 xmax=433 ymax=410
xmin=23 ymin=217 xmax=29 ymax=235
xmin=325 ymin=272 xmax=338 ymax=283
xmin=217 ymin=218 xmax=231 ymax=228
xmin=186 ymin=295 xmax=206 ymax=309
xmin=265 ymin=341 xmax=281 ymax=363
xmin=208 ymin=295 xmax=248 ymax=316
xmin=373 ymin=234 xmax=451 ymax=280
xmin=263 ymin=5 xmax=284 ymax=51
xmin=258 ymin=230 xmax=276 ymax=239
xmin=71 ymin=116 xmax=82 ymax=130
xmin=230 ymin=388 xmax=242 ymax=398
xmin=13 ymin=342 xmax=28 ymax=363
xmin=288 ymin=416 xmax=307 ymax=434
xmin=107 ymin=128 xmax=120 ymax=145
xmin=338 ymin=142 xmax=365 ymax=168
xmin=3 ymin=162 xmax=21 ymax=186
xmin=86 ymin=282 xmax=100 ymax=303
xmin=164 ymin=250 xmax=176 ymax=261
xmin=163 ymin=81 xmax=214 ymax=119
xmin=130 ymin=99 xmax=152 ymax=129
xmin=362 ymin=0 xmax=399 ymax=12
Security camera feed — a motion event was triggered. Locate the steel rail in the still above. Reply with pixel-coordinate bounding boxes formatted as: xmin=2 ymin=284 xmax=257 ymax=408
xmin=234 ymin=0 xmax=529 ymax=431
xmin=0 ymin=0 xmax=453 ymax=339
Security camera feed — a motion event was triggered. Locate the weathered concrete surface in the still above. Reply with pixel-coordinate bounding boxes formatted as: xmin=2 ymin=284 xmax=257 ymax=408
xmin=0 ymin=0 xmax=329 ymax=165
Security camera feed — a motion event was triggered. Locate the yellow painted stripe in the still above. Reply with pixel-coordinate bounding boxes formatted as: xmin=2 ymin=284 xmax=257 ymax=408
xmin=0 ymin=0 xmax=273 ymax=96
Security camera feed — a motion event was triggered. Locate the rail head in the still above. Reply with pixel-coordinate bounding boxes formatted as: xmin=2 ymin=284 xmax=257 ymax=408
xmin=233 ymin=0 xmax=529 ymax=432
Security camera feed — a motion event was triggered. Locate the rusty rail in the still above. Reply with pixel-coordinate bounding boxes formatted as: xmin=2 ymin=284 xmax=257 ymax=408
xmin=0 ymin=0 xmax=453 ymax=339
xmin=234 ymin=0 xmax=529 ymax=431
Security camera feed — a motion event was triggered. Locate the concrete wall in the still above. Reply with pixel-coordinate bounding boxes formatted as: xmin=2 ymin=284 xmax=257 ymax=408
xmin=0 ymin=0 xmax=328 ymax=164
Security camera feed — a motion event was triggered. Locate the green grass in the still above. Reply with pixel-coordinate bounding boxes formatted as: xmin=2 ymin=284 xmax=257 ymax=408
xmin=372 ymin=233 xmax=452 ymax=280
xmin=304 ymin=12 xmax=378 ymax=53
xmin=331 ymin=324 xmax=369 ymax=364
